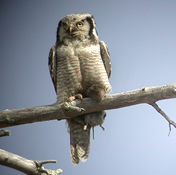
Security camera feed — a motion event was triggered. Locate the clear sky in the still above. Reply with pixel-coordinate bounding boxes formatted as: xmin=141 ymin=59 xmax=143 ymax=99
xmin=1 ymin=1 xmax=176 ymax=175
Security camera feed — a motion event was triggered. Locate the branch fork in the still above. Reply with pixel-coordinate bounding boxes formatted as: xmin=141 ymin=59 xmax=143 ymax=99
xmin=1 ymin=83 xmax=176 ymax=174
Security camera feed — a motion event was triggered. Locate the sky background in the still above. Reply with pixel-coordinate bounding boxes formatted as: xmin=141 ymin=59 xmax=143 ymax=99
xmin=1 ymin=0 xmax=176 ymax=175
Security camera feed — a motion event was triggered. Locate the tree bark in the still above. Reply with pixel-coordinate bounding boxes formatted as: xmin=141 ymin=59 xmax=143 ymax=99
xmin=0 ymin=149 xmax=63 ymax=175
xmin=0 ymin=83 xmax=176 ymax=128
xmin=1 ymin=83 xmax=176 ymax=174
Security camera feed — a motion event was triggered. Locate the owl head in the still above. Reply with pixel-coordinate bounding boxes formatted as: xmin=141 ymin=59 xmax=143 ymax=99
xmin=56 ymin=13 xmax=99 ymax=43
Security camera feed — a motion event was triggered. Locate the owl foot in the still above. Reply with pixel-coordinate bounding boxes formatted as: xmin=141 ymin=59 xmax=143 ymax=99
xmin=61 ymin=102 xmax=85 ymax=113
xmin=86 ymin=84 xmax=106 ymax=102
xmin=68 ymin=94 xmax=83 ymax=102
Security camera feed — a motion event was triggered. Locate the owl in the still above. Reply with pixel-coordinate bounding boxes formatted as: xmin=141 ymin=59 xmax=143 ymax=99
xmin=48 ymin=13 xmax=111 ymax=164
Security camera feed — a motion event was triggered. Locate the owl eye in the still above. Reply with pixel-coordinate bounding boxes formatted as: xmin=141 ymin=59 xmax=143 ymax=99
xmin=63 ymin=24 xmax=67 ymax=29
xmin=76 ymin=22 xmax=83 ymax=27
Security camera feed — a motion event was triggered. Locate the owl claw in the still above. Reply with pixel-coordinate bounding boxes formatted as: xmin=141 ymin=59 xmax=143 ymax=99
xmin=61 ymin=102 xmax=85 ymax=113
xmin=84 ymin=125 xmax=88 ymax=130
xmin=68 ymin=96 xmax=76 ymax=102
xmin=68 ymin=94 xmax=83 ymax=102
xmin=76 ymin=94 xmax=83 ymax=100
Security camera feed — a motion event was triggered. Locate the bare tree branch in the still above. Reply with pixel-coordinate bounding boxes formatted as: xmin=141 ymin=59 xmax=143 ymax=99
xmin=150 ymin=102 xmax=176 ymax=127
xmin=149 ymin=102 xmax=176 ymax=135
xmin=0 ymin=83 xmax=176 ymax=128
xmin=0 ymin=130 xmax=11 ymax=137
xmin=0 ymin=149 xmax=63 ymax=175
xmin=1 ymin=83 xmax=176 ymax=173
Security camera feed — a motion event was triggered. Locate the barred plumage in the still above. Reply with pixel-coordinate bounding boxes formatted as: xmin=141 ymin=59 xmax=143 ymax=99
xmin=48 ymin=13 xmax=111 ymax=164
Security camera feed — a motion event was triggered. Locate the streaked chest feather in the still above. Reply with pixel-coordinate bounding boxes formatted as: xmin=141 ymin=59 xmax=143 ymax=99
xmin=57 ymin=42 xmax=100 ymax=60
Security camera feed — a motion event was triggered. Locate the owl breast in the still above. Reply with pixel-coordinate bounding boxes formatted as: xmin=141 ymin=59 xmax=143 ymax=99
xmin=56 ymin=42 xmax=111 ymax=103
xmin=76 ymin=44 xmax=111 ymax=93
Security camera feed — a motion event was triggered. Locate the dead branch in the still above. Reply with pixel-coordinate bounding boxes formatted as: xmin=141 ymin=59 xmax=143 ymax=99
xmin=1 ymin=83 xmax=176 ymax=173
xmin=0 ymin=149 xmax=63 ymax=175
xmin=149 ymin=102 xmax=176 ymax=135
xmin=0 ymin=83 xmax=176 ymax=128
xmin=0 ymin=130 xmax=11 ymax=137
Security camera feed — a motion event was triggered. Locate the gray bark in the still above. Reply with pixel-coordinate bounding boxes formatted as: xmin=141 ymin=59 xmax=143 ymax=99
xmin=0 ymin=83 xmax=176 ymax=128
xmin=1 ymin=83 xmax=176 ymax=174
xmin=0 ymin=149 xmax=63 ymax=175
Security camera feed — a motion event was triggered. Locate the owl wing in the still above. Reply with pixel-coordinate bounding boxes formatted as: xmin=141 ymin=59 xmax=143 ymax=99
xmin=99 ymin=41 xmax=111 ymax=78
xmin=48 ymin=46 xmax=57 ymax=93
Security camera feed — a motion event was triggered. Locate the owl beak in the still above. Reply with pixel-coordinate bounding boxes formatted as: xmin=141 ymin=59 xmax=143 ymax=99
xmin=68 ymin=26 xmax=73 ymax=33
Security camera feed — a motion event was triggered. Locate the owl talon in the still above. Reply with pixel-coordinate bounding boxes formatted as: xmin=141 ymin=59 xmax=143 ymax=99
xmin=84 ymin=124 xmax=88 ymax=130
xmin=68 ymin=94 xmax=83 ymax=102
xmin=61 ymin=102 xmax=85 ymax=113
xmin=68 ymin=96 xmax=75 ymax=102
xmin=75 ymin=94 xmax=83 ymax=100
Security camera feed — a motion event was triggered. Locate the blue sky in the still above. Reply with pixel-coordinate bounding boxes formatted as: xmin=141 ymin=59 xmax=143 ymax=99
xmin=1 ymin=1 xmax=176 ymax=174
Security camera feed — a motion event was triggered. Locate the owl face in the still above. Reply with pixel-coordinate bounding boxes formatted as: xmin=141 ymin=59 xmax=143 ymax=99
xmin=56 ymin=13 xmax=98 ymax=43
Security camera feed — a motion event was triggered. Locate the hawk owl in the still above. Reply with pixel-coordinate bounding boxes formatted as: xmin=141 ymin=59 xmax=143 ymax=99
xmin=48 ymin=13 xmax=111 ymax=164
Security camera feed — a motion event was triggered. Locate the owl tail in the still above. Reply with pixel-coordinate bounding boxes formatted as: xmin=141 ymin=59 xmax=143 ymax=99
xmin=67 ymin=118 xmax=91 ymax=164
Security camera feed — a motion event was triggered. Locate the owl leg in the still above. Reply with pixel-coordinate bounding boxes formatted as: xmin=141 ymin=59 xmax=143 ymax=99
xmin=68 ymin=94 xmax=83 ymax=102
xmin=86 ymin=84 xmax=106 ymax=102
